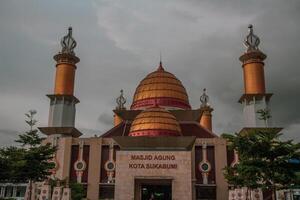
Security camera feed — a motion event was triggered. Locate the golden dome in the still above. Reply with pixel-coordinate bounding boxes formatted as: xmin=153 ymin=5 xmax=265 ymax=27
xmin=129 ymin=106 xmax=181 ymax=137
xmin=130 ymin=62 xmax=191 ymax=110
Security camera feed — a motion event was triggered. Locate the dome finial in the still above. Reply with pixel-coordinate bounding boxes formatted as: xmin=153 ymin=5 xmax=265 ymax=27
xmin=116 ymin=89 xmax=126 ymax=110
xmin=160 ymin=51 xmax=162 ymax=63
xmin=158 ymin=51 xmax=164 ymax=71
xmin=60 ymin=26 xmax=77 ymax=55
xmin=243 ymin=24 xmax=260 ymax=52
xmin=200 ymin=88 xmax=209 ymax=107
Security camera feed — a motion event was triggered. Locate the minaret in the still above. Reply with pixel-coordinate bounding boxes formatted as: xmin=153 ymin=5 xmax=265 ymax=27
xmin=199 ymin=88 xmax=214 ymax=131
xmin=39 ymin=27 xmax=82 ymax=137
xmin=239 ymin=25 xmax=272 ymax=128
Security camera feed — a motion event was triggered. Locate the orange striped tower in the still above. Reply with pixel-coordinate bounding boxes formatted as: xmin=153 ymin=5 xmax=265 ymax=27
xmin=239 ymin=25 xmax=272 ymax=128
xmin=39 ymin=27 xmax=82 ymax=137
xmin=199 ymin=89 xmax=213 ymax=131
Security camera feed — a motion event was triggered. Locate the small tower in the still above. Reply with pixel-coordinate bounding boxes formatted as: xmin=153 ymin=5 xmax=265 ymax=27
xmin=114 ymin=90 xmax=126 ymax=126
xmin=39 ymin=27 xmax=82 ymax=137
xmin=199 ymin=88 xmax=214 ymax=131
xmin=239 ymin=25 xmax=272 ymax=127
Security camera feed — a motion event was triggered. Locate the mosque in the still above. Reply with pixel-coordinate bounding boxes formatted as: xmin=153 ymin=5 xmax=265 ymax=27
xmin=33 ymin=24 xmax=275 ymax=200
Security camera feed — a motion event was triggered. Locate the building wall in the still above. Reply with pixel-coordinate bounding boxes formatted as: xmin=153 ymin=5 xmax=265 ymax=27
xmin=114 ymin=150 xmax=193 ymax=200
xmin=194 ymin=138 xmax=228 ymax=200
xmin=53 ymin=137 xmax=229 ymax=200
xmin=87 ymin=138 xmax=102 ymax=200
xmin=54 ymin=137 xmax=72 ymax=180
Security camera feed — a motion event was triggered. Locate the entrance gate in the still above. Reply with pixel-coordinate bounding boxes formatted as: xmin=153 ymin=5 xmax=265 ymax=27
xmin=135 ymin=178 xmax=172 ymax=200
xmin=141 ymin=184 xmax=171 ymax=200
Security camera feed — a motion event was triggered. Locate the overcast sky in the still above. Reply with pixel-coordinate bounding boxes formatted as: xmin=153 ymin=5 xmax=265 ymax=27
xmin=0 ymin=0 xmax=299 ymax=146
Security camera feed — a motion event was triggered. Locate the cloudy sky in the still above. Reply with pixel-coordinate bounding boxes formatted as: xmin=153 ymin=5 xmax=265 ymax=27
xmin=0 ymin=0 xmax=299 ymax=146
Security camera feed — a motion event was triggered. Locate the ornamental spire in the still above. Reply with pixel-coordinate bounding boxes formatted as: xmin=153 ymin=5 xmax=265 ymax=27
xmin=200 ymin=88 xmax=209 ymax=107
xmin=60 ymin=27 xmax=77 ymax=55
xmin=116 ymin=89 xmax=126 ymax=110
xmin=243 ymin=24 xmax=260 ymax=52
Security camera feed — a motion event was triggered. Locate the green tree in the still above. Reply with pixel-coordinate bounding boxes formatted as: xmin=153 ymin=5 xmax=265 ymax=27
xmin=0 ymin=110 xmax=56 ymax=199
xmin=0 ymin=146 xmax=26 ymax=182
xmin=222 ymin=129 xmax=300 ymax=200
xmin=257 ymin=109 xmax=272 ymax=127
xmin=70 ymin=182 xmax=85 ymax=200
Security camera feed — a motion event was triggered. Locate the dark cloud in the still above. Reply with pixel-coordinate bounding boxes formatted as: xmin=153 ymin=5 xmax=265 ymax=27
xmin=98 ymin=113 xmax=113 ymax=126
xmin=0 ymin=0 xmax=299 ymax=146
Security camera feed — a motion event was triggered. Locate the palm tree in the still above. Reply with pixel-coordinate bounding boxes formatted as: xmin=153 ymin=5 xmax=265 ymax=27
xmin=257 ymin=109 xmax=272 ymax=127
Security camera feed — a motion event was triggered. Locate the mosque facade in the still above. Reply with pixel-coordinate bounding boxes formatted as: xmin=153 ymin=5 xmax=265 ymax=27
xmin=33 ymin=25 xmax=275 ymax=200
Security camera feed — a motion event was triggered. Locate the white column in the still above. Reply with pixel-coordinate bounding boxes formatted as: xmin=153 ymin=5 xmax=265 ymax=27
xmin=12 ymin=186 xmax=17 ymax=198
xmin=0 ymin=186 xmax=5 ymax=197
